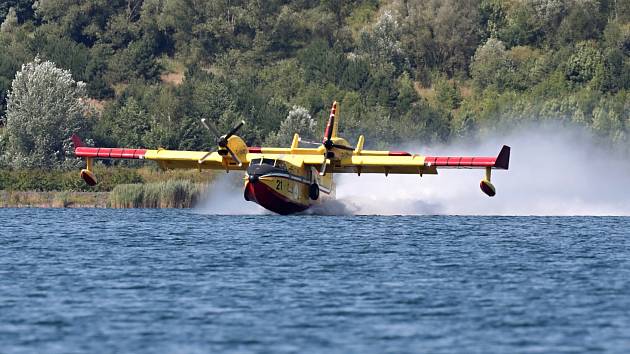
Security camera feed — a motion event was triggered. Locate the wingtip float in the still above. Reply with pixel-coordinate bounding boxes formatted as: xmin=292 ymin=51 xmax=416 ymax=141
xmin=73 ymin=101 xmax=511 ymax=214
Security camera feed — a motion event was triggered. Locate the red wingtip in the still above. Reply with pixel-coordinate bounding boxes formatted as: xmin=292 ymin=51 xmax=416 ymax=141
xmin=71 ymin=134 xmax=84 ymax=148
xmin=495 ymin=145 xmax=510 ymax=170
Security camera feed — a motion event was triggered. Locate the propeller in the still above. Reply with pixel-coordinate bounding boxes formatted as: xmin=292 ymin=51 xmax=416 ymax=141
xmin=319 ymin=113 xmax=354 ymax=176
xmin=297 ymin=137 xmax=321 ymax=146
xmin=199 ymin=119 xmax=245 ymax=166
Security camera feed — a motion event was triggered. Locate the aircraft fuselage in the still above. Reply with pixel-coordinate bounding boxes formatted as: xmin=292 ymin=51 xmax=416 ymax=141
xmin=243 ymin=157 xmax=333 ymax=215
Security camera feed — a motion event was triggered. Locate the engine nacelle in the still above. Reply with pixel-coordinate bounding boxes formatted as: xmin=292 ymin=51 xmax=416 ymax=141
xmin=480 ymin=179 xmax=496 ymax=197
xmin=80 ymin=169 xmax=97 ymax=186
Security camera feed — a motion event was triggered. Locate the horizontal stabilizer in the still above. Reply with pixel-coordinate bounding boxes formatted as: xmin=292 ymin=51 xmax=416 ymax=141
xmin=423 ymin=145 xmax=511 ymax=170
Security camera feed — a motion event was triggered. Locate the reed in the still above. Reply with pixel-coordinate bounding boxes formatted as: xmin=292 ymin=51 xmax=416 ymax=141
xmin=0 ymin=191 xmax=108 ymax=207
xmin=109 ymin=180 xmax=205 ymax=208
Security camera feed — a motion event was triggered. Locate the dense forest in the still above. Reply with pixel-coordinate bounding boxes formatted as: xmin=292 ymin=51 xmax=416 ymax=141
xmin=0 ymin=0 xmax=629 ymax=169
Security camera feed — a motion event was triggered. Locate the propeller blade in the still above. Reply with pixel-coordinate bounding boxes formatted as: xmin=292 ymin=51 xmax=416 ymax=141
xmin=298 ymin=137 xmax=321 ymax=146
xmin=331 ymin=143 xmax=355 ymax=151
xmin=198 ymin=150 xmax=214 ymax=164
xmin=325 ymin=114 xmax=334 ymax=141
xmin=226 ymin=146 xmax=242 ymax=166
xmin=225 ymin=120 xmax=245 ymax=140
xmin=201 ymin=118 xmax=221 ymax=138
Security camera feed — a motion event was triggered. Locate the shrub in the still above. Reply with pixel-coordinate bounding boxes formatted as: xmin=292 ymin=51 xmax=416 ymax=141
xmin=3 ymin=58 xmax=91 ymax=168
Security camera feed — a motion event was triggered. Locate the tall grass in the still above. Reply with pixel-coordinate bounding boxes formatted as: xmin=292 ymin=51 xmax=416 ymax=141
xmin=0 ymin=166 xmax=215 ymax=192
xmin=109 ymin=180 xmax=205 ymax=208
xmin=0 ymin=191 xmax=108 ymax=207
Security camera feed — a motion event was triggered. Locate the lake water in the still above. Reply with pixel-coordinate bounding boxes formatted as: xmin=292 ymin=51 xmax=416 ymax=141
xmin=1 ymin=209 xmax=629 ymax=353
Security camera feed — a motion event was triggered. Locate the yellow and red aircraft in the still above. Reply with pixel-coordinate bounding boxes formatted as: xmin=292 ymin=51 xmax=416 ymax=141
xmin=73 ymin=101 xmax=510 ymax=214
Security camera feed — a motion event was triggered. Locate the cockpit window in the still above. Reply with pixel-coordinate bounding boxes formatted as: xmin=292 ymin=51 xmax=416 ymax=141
xmin=274 ymin=160 xmax=286 ymax=169
xmin=249 ymin=158 xmax=276 ymax=166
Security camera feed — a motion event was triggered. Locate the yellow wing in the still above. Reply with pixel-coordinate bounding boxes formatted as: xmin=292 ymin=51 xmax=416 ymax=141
xmin=295 ymin=146 xmax=510 ymax=175
xmin=74 ymin=135 xmax=257 ymax=172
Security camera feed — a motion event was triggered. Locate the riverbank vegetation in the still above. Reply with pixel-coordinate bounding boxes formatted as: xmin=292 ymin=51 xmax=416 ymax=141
xmin=0 ymin=166 xmax=214 ymax=192
xmin=109 ymin=180 xmax=204 ymax=208
xmin=0 ymin=190 xmax=108 ymax=208
xmin=0 ymin=166 xmax=214 ymax=207
xmin=0 ymin=1 xmax=629 ymax=199
xmin=1 ymin=178 xmax=204 ymax=208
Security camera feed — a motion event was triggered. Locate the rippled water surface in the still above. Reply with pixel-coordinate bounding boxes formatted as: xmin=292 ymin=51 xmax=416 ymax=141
xmin=1 ymin=209 xmax=629 ymax=353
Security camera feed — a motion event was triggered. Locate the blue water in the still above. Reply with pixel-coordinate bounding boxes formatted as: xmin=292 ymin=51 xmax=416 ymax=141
xmin=1 ymin=209 xmax=629 ymax=353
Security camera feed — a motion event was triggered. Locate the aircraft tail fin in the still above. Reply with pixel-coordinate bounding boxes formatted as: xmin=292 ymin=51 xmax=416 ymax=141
xmin=323 ymin=101 xmax=339 ymax=141
xmin=71 ymin=134 xmax=84 ymax=148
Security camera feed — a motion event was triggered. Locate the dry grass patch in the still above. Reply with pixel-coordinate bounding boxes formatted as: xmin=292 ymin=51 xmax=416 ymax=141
xmin=161 ymin=72 xmax=184 ymax=86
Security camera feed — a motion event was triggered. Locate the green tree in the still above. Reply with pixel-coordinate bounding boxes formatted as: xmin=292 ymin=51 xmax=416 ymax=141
xmin=357 ymin=10 xmax=404 ymax=70
xmin=106 ymin=36 xmax=162 ymax=83
xmin=98 ymin=96 xmax=149 ymax=148
xmin=565 ymin=41 xmax=603 ymax=84
xmin=398 ymin=0 xmax=479 ymax=75
xmin=265 ymin=105 xmax=317 ymax=146
xmin=498 ymin=1 xmax=544 ymax=46
xmin=435 ymin=76 xmax=462 ymax=110
xmin=0 ymin=7 xmax=17 ymax=33
xmin=556 ymin=0 xmax=605 ymax=45
xmin=471 ymin=38 xmax=511 ymax=90
xmin=3 ymin=58 xmax=91 ymax=168
xmin=0 ymin=1 xmax=35 ymax=25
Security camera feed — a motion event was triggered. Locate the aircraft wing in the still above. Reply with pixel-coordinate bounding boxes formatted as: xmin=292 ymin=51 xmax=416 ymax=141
xmin=301 ymin=145 xmax=511 ymax=175
xmin=74 ymin=146 xmax=255 ymax=171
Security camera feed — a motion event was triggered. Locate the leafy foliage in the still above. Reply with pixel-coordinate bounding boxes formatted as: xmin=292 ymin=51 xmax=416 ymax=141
xmin=3 ymin=58 xmax=92 ymax=168
xmin=0 ymin=0 xmax=628 ymax=172
xmin=265 ymin=105 xmax=317 ymax=146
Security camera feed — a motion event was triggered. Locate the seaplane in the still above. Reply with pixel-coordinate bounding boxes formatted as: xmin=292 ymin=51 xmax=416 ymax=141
xmin=73 ymin=101 xmax=510 ymax=214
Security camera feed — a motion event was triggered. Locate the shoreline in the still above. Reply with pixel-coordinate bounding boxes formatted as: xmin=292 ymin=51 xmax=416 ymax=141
xmin=1 ymin=167 xmax=214 ymax=208
xmin=0 ymin=191 xmax=111 ymax=208
xmin=1 ymin=182 xmax=204 ymax=208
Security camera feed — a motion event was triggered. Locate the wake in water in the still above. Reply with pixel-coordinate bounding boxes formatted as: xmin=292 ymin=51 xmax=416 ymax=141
xmin=330 ymin=126 xmax=630 ymax=216
xmin=195 ymin=174 xmax=267 ymax=215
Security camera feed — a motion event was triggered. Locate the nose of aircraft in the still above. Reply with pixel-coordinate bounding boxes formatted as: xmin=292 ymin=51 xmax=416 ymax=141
xmin=246 ymin=163 xmax=276 ymax=182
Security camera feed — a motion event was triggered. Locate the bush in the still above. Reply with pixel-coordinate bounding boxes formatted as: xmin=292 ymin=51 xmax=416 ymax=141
xmin=565 ymin=41 xmax=603 ymax=84
xmin=3 ymin=58 xmax=92 ymax=168
xmin=471 ymin=38 xmax=511 ymax=90
xmin=265 ymin=105 xmax=317 ymax=146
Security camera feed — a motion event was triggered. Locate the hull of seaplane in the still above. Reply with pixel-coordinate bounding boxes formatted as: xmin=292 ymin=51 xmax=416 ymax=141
xmin=244 ymin=180 xmax=311 ymax=215
xmin=243 ymin=161 xmax=333 ymax=215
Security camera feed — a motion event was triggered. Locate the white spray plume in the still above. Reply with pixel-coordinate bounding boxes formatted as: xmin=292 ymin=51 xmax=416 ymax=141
xmin=328 ymin=126 xmax=630 ymax=216
xmin=195 ymin=173 xmax=267 ymax=215
xmin=194 ymin=126 xmax=630 ymax=216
